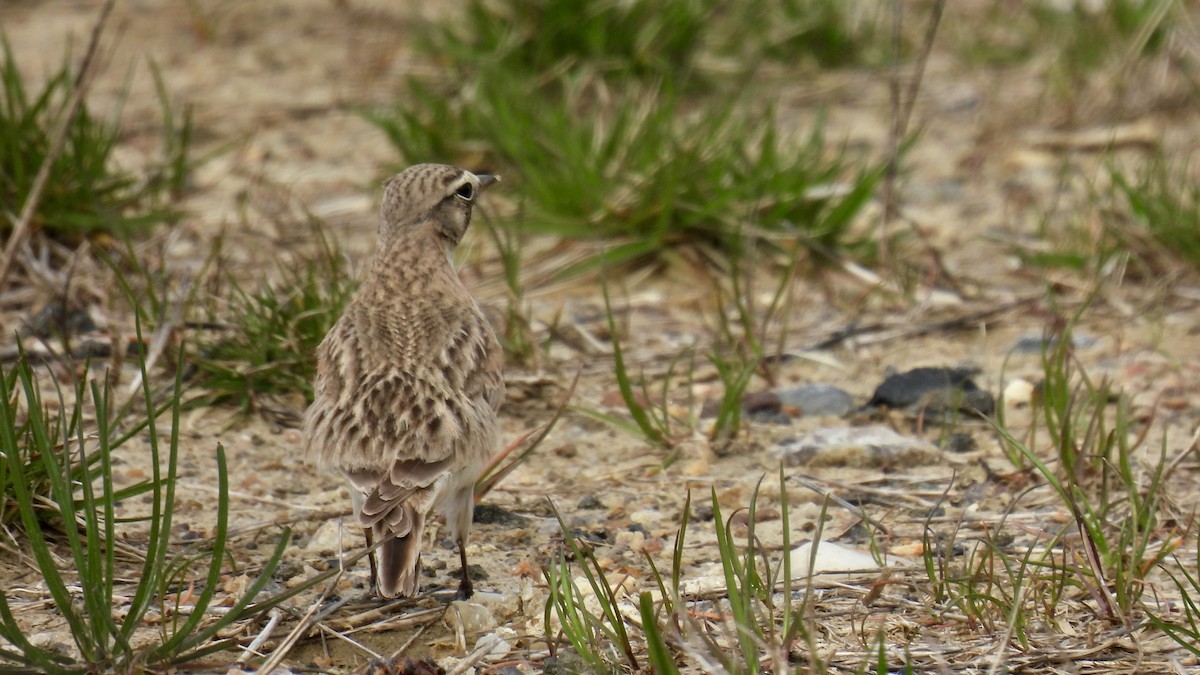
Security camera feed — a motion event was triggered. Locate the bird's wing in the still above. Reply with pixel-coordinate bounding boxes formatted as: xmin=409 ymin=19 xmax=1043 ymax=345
xmin=445 ymin=308 xmax=505 ymax=414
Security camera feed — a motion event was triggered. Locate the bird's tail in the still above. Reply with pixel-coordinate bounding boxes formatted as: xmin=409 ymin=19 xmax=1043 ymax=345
xmin=375 ymin=516 xmax=425 ymax=598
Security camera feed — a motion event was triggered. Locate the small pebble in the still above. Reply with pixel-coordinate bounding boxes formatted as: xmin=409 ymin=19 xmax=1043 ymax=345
xmin=1011 ymin=333 xmax=1098 ymax=354
xmin=1003 ymin=378 xmax=1036 ymax=407
xmin=940 ymin=432 xmax=977 ymax=454
xmin=776 ymin=383 xmax=856 ymax=417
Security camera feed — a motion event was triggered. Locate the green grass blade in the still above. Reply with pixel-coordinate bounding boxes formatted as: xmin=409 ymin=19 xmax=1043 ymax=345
xmin=154 ymin=443 xmax=230 ymax=654
xmin=545 ymin=555 xmax=608 ymax=672
xmin=17 ymin=366 xmax=97 ymax=662
xmin=710 ymin=487 xmax=759 ymax=671
xmin=639 ymin=591 xmax=679 ymax=674
xmin=600 ymin=278 xmax=668 ymax=449
xmin=117 ymin=326 xmax=180 ymax=646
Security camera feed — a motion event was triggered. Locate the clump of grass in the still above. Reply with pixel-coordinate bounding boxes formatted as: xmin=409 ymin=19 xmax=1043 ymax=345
xmin=967 ymin=1 xmax=1179 ymax=117
xmin=706 ymin=350 xmax=757 ymax=450
xmin=366 ymin=0 xmax=887 ymax=275
xmin=955 ymin=2 xmax=1039 ymax=67
xmin=737 ymin=0 xmax=889 ymax=68
xmin=543 ymin=469 xmax=853 ymax=671
xmin=706 ymin=235 xmax=806 ymax=446
xmin=188 ymin=222 xmax=355 ymax=412
xmin=423 ymin=0 xmax=885 ymax=86
xmin=421 ymin=0 xmax=714 ymax=85
xmin=977 ymin=320 xmax=1181 ymax=634
xmin=1010 ymin=158 xmax=1200 ymax=282
xmin=544 ymin=501 xmax=642 ymax=672
xmin=705 ymin=478 xmax=790 ymax=670
xmin=1003 ymin=164 xmax=1129 ymax=283
xmin=0 ymin=38 xmax=190 ymax=240
xmin=0 ymin=357 xmax=153 ymax=529
xmin=0 ymin=342 xmax=295 ymax=672
xmin=966 ymin=0 xmax=1171 ymax=69
xmin=582 ymin=260 xmax=802 ymax=454
xmin=367 ymin=71 xmax=880 ymax=272
xmin=1033 ymin=0 xmax=1171 ymax=78
xmin=1109 ymin=158 xmax=1200 ymax=268
xmin=955 ymin=0 xmax=1183 ymax=126
xmin=920 ymin=492 xmax=1067 ymax=647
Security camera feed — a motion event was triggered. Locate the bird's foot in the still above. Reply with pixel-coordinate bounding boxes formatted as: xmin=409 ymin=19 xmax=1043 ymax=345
xmin=455 ymin=576 xmax=473 ymax=601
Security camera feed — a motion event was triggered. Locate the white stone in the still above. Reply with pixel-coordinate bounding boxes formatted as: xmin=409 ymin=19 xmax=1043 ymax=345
xmin=789 ymin=541 xmax=881 ymax=577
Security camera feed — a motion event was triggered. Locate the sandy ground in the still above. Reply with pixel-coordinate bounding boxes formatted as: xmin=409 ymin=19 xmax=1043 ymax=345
xmin=3 ymin=1 xmax=1200 ymax=673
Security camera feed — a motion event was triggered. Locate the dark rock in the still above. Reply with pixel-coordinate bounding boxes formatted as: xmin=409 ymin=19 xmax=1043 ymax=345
xmin=941 ymin=432 xmax=977 ymax=453
xmin=869 ymin=366 xmax=994 ymax=416
xmin=473 ymin=503 xmax=528 ymax=525
xmin=870 ymin=367 xmax=978 ymax=408
xmin=569 ymin=528 xmax=609 ymax=546
xmin=690 ymin=503 xmax=715 ymax=522
xmin=466 ymin=563 xmax=487 ymax=580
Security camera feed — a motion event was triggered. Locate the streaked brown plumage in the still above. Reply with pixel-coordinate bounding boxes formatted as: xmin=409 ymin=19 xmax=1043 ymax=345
xmin=303 ymin=163 xmax=504 ymax=599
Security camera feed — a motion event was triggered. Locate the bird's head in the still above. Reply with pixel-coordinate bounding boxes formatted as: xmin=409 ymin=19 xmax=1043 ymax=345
xmin=378 ymin=163 xmax=499 ymax=249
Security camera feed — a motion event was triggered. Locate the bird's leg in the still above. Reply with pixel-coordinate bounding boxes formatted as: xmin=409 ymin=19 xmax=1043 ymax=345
xmin=455 ymin=537 xmax=473 ymax=600
xmin=363 ymin=527 xmax=379 ymax=598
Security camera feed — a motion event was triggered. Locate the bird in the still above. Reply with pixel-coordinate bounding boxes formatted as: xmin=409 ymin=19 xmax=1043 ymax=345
xmin=303 ymin=163 xmax=504 ymax=599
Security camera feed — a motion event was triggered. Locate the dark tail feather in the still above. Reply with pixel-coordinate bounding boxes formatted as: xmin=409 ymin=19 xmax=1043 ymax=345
xmin=376 ymin=517 xmax=424 ymax=598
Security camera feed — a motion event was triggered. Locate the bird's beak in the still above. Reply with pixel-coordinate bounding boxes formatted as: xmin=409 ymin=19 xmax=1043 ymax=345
xmin=476 ymin=174 xmax=500 ymax=191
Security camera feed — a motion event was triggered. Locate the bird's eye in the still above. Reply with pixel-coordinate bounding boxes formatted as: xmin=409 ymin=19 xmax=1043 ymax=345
xmin=454 ymin=182 xmax=475 ymax=201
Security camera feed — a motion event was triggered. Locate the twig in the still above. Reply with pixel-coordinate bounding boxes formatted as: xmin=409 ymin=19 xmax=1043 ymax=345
xmin=1161 ymin=422 xmax=1200 ymax=480
xmin=878 ymin=0 xmax=946 ymax=266
xmin=332 ymin=597 xmax=430 ymax=631
xmin=257 ymin=536 xmax=387 ymax=672
xmin=448 ymin=633 xmax=502 ymax=675
xmin=808 ymin=296 xmax=1038 ymax=351
xmin=237 ymin=607 xmax=283 ymax=663
xmin=0 ymin=0 xmax=116 ymax=289
xmin=307 ymin=615 xmax=382 ymax=660
xmin=342 ymin=605 xmax=445 ymax=635
xmin=257 ymin=582 xmax=348 ymax=674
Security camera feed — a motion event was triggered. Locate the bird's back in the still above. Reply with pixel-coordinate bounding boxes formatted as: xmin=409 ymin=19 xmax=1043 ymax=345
xmin=303 ymin=239 xmax=503 ymax=472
